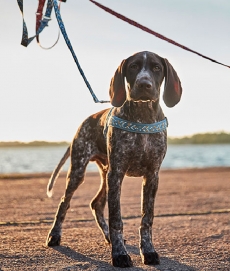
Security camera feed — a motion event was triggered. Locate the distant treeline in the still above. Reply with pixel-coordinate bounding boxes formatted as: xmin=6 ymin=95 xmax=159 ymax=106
xmin=0 ymin=132 xmax=230 ymax=147
xmin=168 ymin=132 xmax=230 ymax=144
xmin=0 ymin=141 xmax=69 ymax=147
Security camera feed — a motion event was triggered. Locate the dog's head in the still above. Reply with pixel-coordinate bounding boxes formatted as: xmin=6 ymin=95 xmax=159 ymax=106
xmin=109 ymin=51 xmax=182 ymax=107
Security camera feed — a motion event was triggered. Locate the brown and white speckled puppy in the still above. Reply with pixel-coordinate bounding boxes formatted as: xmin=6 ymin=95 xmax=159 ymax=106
xmin=46 ymin=51 xmax=182 ymax=268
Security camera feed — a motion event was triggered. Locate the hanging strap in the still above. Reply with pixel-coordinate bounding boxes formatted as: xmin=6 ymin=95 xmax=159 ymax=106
xmin=36 ymin=0 xmax=61 ymax=50
xmin=17 ymin=0 xmax=53 ymax=47
xmin=35 ymin=0 xmax=46 ymax=36
xmin=17 ymin=0 xmax=109 ymax=103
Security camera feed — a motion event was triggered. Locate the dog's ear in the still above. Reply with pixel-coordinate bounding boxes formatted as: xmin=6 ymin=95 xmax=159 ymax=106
xmin=163 ymin=58 xmax=182 ymax=107
xmin=109 ymin=59 xmax=127 ymax=107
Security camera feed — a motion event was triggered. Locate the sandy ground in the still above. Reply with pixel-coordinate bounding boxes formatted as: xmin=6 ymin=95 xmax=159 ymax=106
xmin=0 ymin=167 xmax=230 ymax=271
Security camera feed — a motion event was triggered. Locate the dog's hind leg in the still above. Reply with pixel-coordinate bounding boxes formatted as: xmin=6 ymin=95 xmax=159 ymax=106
xmin=46 ymin=144 xmax=91 ymax=247
xmin=90 ymin=159 xmax=110 ymax=243
xmin=46 ymin=167 xmax=86 ymax=246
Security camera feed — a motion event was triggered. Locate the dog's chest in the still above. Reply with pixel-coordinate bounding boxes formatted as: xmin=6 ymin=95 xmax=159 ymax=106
xmin=110 ymin=130 xmax=167 ymax=176
xmin=141 ymin=134 xmax=152 ymax=152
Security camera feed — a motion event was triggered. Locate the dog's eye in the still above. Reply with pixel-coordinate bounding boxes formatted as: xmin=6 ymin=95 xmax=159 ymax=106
xmin=130 ymin=64 xmax=138 ymax=70
xmin=153 ymin=65 xmax=161 ymax=72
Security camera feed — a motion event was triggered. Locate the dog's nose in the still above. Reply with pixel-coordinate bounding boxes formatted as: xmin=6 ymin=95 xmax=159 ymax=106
xmin=136 ymin=79 xmax=152 ymax=90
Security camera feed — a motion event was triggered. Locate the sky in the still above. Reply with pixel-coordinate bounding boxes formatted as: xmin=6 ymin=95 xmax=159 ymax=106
xmin=1 ymin=0 xmax=230 ymax=142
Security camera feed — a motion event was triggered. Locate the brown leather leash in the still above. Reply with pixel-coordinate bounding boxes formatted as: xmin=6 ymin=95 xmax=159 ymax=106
xmin=90 ymin=0 xmax=230 ymax=69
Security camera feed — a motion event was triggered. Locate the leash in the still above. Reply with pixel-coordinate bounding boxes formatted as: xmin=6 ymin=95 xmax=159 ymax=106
xmin=17 ymin=0 xmax=53 ymax=47
xmin=17 ymin=0 xmax=109 ymax=103
xmin=89 ymin=0 xmax=230 ymax=69
xmin=52 ymin=0 xmax=109 ymax=103
xmin=36 ymin=0 xmax=61 ymax=50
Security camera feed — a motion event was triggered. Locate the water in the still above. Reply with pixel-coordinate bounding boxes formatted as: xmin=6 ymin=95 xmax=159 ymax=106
xmin=0 ymin=144 xmax=230 ymax=174
xmin=163 ymin=144 xmax=230 ymax=169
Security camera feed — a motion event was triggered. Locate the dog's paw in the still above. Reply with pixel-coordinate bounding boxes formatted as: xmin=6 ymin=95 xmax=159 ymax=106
xmin=46 ymin=235 xmax=61 ymax=247
xmin=142 ymin=251 xmax=160 ymax=265
xmin=112 ymin=254 xmax=133 ymax=268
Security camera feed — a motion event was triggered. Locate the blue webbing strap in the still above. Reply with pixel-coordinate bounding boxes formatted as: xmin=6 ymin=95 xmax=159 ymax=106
xmin=17 ymin=0 xmax=110 ymax=104
xmin=52 ymin=0 xmax=109 ymax=103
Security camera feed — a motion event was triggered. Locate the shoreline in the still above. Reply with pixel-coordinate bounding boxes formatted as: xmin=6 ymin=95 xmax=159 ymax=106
xmin=0 ymin=166 xmax=229 ymax=180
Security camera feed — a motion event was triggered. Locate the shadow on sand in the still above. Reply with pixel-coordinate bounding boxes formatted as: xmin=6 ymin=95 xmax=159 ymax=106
xmin=52 ymin=244 xmax=196 ymax=271
xmin=126 ymin=244 xmax=196 ymax=271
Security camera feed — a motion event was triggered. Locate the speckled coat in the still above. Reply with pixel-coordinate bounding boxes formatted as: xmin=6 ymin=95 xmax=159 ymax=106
xmin=46 ymin=51 xmax=182 ymax=268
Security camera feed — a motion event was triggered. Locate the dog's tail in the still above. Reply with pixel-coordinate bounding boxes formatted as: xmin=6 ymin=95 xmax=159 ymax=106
xmin=47 ymin=146 xmax=70 ymax=198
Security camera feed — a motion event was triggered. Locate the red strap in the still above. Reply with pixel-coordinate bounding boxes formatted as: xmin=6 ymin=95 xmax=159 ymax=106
xmin=90 ymin=0 xmax=230 ymax=69
xmin=36 ymin=0 xmax=46 ymax=34
xmin=36 ymin=0 xmax=62 ymax=49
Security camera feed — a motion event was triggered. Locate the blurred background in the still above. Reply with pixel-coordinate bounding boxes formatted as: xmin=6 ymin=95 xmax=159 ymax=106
xmin=0 ymin=0 xmax=230 ymax=173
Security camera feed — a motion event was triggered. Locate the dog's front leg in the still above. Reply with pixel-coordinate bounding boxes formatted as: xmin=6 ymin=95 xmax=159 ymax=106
xmin=139 ymin=171 xmax=160 ymax=265
xmin=107 ymin=170 xmax=133 ymax=268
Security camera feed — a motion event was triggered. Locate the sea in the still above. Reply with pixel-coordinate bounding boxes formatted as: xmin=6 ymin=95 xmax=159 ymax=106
xmin=0 ymin=144 xmax=230 ymax=174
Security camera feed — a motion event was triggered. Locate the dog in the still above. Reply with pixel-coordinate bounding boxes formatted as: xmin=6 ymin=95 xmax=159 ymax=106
xmin=46 ymin=51 xmax=182 ymax=268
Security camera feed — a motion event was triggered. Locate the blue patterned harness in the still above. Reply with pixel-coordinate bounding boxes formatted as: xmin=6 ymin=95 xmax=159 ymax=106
xmin=104 ymin=108 xmax=168 ymax=137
